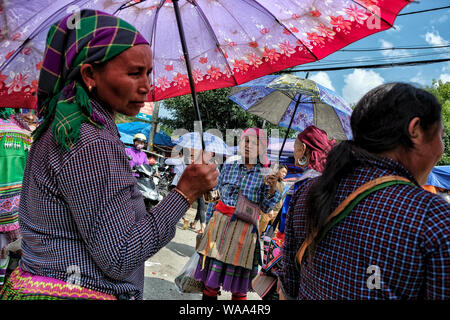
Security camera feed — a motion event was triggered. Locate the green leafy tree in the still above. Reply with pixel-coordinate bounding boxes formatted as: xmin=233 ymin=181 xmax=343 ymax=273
xmin=160 ymin=88 xmax=262 ymax=132
xmin=426 ymin=80 xmax=450 ymax=165
xmin=160 ymin=87 xmax=298 ymax=140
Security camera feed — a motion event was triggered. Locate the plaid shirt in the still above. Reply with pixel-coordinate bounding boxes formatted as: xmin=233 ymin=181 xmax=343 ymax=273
xmin=280 ymin=157 xmax=450 ymax=300
xmin=206 ymin=161 xmax=281 ymax=222
xmin=18 ymin=100 xmax=189 ymax=300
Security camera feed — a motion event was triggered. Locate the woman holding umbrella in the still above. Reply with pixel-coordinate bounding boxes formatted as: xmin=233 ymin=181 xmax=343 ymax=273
xmin=0 ymin=10 xmax=218 ymax=300
xmin=195 ymin=127 xmax=282 ymax=300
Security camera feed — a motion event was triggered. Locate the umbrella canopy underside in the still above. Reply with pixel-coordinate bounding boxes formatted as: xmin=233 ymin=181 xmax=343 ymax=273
xmin=0 ymin=0 xmax=411 ymax=107
xmin=229 ymin=74 xmax=353 ymax=140
xmin=243 ymin=91 xmax=349 ymax=140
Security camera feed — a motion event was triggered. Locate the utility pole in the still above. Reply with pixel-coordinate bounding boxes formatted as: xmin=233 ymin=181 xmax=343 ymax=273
xmin=148 ymin=101 xmax=161 ymax=152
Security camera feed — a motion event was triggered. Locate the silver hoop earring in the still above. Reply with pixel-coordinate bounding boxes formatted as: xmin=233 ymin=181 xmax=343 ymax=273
xmin=297 ymin=156 xmax=308 ymax=166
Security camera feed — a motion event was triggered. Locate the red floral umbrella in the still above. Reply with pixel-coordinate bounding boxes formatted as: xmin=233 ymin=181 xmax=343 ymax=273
xmin=0 ymin=0 xmax=411 ymax=110
xmin=145 ymin=0 xmax=412 ymax=103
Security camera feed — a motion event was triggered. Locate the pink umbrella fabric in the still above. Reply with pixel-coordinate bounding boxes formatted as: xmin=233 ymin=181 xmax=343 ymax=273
xmin=0 ymin=0 xmax=411 ymax=106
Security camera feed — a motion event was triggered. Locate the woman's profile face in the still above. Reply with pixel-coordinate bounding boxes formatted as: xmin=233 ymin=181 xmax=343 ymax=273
xmin=188 ymin=148 xmax=203 ymax=164
xmin=90 ymin=44 xmax=152 ymax=116
xmin=278 ymin=167 xmax=288 ymax=180
xmin=240 ymin=135 xmax=261 ymax=164
xmin=411 ymin=120 xmax=445 ymax=185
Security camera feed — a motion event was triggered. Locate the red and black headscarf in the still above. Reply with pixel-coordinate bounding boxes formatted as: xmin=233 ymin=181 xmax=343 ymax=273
xmin=297 ymin=125 xmax=335 ymax=172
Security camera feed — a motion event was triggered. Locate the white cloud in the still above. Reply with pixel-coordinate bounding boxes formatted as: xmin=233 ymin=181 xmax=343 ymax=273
xmin=411 ymin=72 xmax=427 ymax=86
xmin=424 ymin=30 xmax=448 ymax=46
xmin=443 ymin=62 xmax=450 ymax=73
xmin=379 ymin=39 xmax=410 ymax=58
xmin=342 ymin=69 xmax=385 ymax=105
xmin=309 ymin=72 xmax=335 ymax=91
xmin=440 ymin=73 xmax=450 ymax=83
xmin=431 ymin=10 xmax=450 ymax=24
xmin=437 ymin=15 xmax=449 ymax=24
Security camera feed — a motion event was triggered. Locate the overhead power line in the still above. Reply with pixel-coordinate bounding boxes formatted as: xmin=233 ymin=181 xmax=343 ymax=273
xmin=305 ymin=50 xmax=450 ymax=67
xmin=272 ymin=6 xmax=450 ymax=74
xmin=277 ymin=58 xmax=450 ymax=73
xmin=398 ymin=5 xmax=450 ymax=16
xmin=340 ymin=45 xmax=450 ymax=52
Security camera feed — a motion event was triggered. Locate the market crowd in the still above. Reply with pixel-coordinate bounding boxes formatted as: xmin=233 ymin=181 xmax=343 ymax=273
xmin=0 ymin=9 xmax=448 ymax=301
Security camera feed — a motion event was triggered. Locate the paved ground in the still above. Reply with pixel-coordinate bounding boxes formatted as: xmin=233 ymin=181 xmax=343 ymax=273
xmin=143 ymin=208 xmax=261 ymax=300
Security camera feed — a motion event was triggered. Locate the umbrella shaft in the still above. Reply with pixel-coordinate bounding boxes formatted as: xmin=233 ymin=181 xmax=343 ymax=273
xmin=173 ymin=0 xmax=205 ymax=149
xmin=279 ymin=94 xmax=301 ymax=161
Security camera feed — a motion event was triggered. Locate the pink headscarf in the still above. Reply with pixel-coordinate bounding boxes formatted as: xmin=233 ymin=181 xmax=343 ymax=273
xmin=241 ymin=127 xmax=269 ymax=167
xmin=297 ymin=126 xmax=335 ymax=172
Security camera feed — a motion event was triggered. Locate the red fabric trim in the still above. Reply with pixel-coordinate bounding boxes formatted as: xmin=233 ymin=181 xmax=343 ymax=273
xmin=231 ymin=292 xmax=247 ymax=300
xmin=275 ymin=231 xmax=285 ymax=242
xmin=215 ymin=200 xmax=235 ymax=217
xmin=203 ymin=286 xmax=220 ymax=297
xmin=0 ymin=88 xmax=37 ymax=109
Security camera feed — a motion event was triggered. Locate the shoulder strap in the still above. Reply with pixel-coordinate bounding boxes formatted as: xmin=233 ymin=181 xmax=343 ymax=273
xmin=296 ymin=175 xmax=415 ymax=266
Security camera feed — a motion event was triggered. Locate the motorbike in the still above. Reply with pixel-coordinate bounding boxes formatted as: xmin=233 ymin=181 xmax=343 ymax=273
xmin=156 ymin=165 xmax=175 ymax=197
xmin=134 ymin=164 xmax=164 ymax=211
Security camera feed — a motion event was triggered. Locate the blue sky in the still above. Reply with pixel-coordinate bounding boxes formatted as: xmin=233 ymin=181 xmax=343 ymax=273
xmin=296 ymin=0 xmax=450 ymax=105
xmin=159 ymin=1 xmax=449 ymax=117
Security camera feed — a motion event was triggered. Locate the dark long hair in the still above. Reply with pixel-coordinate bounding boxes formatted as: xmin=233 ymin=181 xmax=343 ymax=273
xmin=304 ymin=82 xmax=442 ymax=255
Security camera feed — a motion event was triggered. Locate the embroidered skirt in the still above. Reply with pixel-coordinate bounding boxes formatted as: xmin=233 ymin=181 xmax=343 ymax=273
xmin=196 ymin=211 xmax=258 ymax=270
xmin=194 ymin=211 xmax=260 ymax=294
xmin=194 ymin=255 xmax=258 ymax=294
xmin=0 ymin=267 xmax=117 ymax=300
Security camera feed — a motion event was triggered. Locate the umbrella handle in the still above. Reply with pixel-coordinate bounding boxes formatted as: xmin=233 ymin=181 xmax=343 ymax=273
xmin=173 ymin=0 xmax=205 ymax=151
